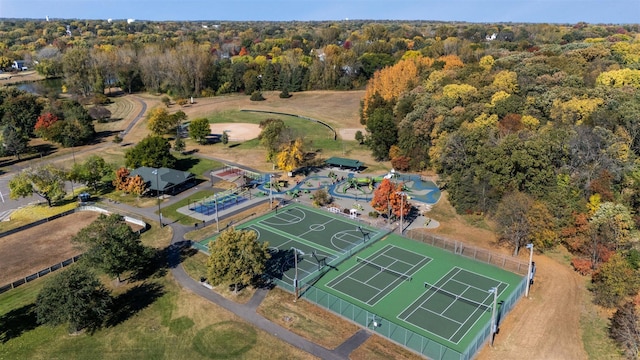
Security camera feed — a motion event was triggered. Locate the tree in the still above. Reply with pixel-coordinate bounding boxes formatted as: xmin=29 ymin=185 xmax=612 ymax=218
xmin=146 ymin=107 xmax=182 ymax=135
xmin=69 ymin=155 xmax=113 ymax=192
xmin=1 ymin=125 xmax=29 ymax=160
xmin=207 ymin=227 xmax=270 ymax=293
xmin=72 ymin=214 xmax=151 ymax=282
xmin=592 ymin=253 xmax=640 ymax=307
xmin=125 ymin=136 xmax=176 ymax=169
xmin=36 ymin=266 xmax=111 ymax=334
xmin=174 ymin=136 xmax=185 ymax=153
xmin=365 ymin=107 xmax=397 ymax=161
xmin=354 ymin=130 xmax=364 ymax=144
xmin=9 ymin=165 xmax=67 ymax=207
xmin=221 ymin=130 xmax=229 ymax=145
xmin=371 ymin=178 xmax=398 ymax=217
xmin=259 ymin=119 xmax=290 ymax=161
xmin=34 ymin=112 xmax=59 ymax=140
xmin=277 ymin=138 xmax=304 ymax=172
xmin=494 ymin=191 xmax=534 ymax=256
xmin=610 ymin=301 xmax=640 ymax=359
xmin=113 ymin=167 xmax=130 ymax=191
xmin=312 ymin=188 xmax=332 ymax=207
xmin=188 ymin=118 xmax=210 ymax=145
xmin=124 ymin=175 xmax=147 ymax=196
xmin=389 ymin=187 xmax=412 ymax=219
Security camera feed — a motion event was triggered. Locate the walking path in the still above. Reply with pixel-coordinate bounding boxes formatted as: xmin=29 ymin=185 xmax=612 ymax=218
xmin=105 ymin=195 xmax=373 ymax=360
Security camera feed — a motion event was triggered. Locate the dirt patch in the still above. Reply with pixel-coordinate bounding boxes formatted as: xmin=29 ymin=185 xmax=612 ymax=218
xmin=209 ymin=123 xmax=261 ymax=141
xmin=476 ymin=252 xmax=587 ymax=360
xmin=339 ymin=128 xmax=365 ymax=141
xmin=0 ymin=71 xmax=44 ymax=85
xmin=0 ymin=211 xmax=100 ymax=285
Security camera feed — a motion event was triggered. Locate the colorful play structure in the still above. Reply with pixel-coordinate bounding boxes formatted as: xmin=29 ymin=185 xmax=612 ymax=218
xmin=254 ymin=169 xmax=440 ymax=205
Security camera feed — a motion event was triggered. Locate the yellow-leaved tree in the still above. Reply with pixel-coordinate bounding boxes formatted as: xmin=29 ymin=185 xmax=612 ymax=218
xmin=550 ymin=97 xmax=604 ymax=125
xmin=596 ymin=68 xmax=640 ymax=89
xmin=361 ymin=56 xmax=433 ymax=123
xmin=492 ymin=70 xmax=519 ymax=93
xmin=277 ymin=138 xmax=304 ymax=172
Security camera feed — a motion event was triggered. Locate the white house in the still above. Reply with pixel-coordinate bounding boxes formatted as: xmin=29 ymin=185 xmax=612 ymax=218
xmin=11 ymin=60 xmax=27 ymax=71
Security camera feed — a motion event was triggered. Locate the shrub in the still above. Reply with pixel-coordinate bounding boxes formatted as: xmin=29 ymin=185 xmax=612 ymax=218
xmin=176 ymin=98 xmax=188 ymax=107
xmin=89 ymin=106 xmax=112 ymax=122
xmin=368 ymin=211 xmax=380 ymax=218
xmin=312 ymin=188 xmax=331 ymax=207
xmin=112 ymin=134 xmax=123 ymax=144
xmin=92 ymin=93 xmax=110 ymax=105
xmin=161 ymin=96 xmax=171 ymax=107
xmin=279 ymin=88 xmax=292 ymax=98
xmin=250 ymin=91 xmax=265 ymax=101
xmin=571 ymin=258 xmax=592 ymax=275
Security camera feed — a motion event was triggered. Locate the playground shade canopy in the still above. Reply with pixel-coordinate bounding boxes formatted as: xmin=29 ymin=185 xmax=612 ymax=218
xmin=325 ymin=157 xmax=363 ymax=170
xmin=129 ymin=166 xmax=195 ymax=194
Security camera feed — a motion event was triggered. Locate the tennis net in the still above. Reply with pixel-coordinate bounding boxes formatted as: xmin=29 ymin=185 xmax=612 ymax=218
xmin=356 ymin=257 xmax=412 ymax=281
xmin=423 ymin=282 xmax=492 ymax=312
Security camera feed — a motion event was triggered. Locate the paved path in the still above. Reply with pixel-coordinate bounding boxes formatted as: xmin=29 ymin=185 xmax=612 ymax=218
xmin=104 ymin=198 xmax=372 ymax=360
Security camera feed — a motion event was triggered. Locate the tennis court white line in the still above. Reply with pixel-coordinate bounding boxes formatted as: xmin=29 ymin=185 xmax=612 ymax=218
xmin=448 ymin=295 xmax=494 ymax=343
xmin=397 ymin=266 xmax=506 ymax=344
xmin=364 ymin=258 xmax=430 ymax=306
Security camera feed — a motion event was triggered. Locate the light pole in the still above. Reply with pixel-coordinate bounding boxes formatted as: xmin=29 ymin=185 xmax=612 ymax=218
xmin=525 ymin=243 xmax=534 ymax=298
xmin=152 ymin=168 xmax=162 ymax=228
xmin=488 ymin=287 xmax=498 ymax=347
xmin=396 ymin=191 xmax=406 ymax=234
xmin=269 ymin=174 xmax=273 ymax=210
xmin=291 ymin=247 xmax=304 ymax=301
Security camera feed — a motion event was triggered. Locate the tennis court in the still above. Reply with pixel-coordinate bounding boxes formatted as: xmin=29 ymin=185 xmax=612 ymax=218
xmin=326 ymin=244 xmax=431 ymax=306
xmin=398 ymin=267 xmax=507 ymax=344
xmin=190 ymin=194 xmax=249 ymax=215
xmin=200 ymin=203 xmax=386 ymax=289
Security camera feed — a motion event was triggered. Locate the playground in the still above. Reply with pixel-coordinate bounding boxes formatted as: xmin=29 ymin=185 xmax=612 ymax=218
xmin=174 ymin=163 xmax=441 ymax=232
xmin=253 ymin=168 xmax=441 ymax=208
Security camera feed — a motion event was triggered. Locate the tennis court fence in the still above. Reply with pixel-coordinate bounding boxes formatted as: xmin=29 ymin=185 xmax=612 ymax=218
xmin=404 ymin=229 xmax=529 ymax=276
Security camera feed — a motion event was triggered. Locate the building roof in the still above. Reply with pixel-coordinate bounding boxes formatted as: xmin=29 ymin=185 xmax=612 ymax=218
xmin=129 ymin=166 xmax=194 ymax=192
xmin=325 ymin=157 xmax=363 ymax=169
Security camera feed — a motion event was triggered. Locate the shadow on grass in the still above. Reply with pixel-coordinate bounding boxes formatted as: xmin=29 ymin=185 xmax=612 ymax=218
xmin=106 ymin=282 xmax=165 ymax=328
xmin=174 ymin=156 xmax=200 ymax=172
xmin=0 ymin=303 xmax=38 ymax=343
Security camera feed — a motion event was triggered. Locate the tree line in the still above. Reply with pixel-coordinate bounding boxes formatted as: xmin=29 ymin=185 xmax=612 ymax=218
xmin=359 ymin=28 xmax=640 ymax=357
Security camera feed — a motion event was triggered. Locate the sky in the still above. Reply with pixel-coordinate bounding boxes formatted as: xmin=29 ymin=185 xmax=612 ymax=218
xmin=0 ymin=0 xmax=638 ymax=24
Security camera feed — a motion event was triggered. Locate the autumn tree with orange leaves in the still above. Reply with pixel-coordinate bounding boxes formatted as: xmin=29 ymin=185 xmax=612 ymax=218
xmin=361 ymin=56 xmax=434 ymax=124
xmin=370 ymin=178 xmax=410 ymax=219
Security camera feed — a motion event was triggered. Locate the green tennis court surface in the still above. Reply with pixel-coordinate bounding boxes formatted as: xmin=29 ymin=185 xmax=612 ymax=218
xmin=326 ymin=244 xmax=431 ymax=305
xmin=199 ymin=203 xmax=385 ymax=288
xmin=398 ymin=267 xmax=507 ymax=344
xmin=312 ymin=234 xmax=524 ymax=357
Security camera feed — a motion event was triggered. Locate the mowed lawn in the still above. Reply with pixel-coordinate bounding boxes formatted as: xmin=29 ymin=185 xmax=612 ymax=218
xmin=0 ymin=275 xmax=314 ymax=360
